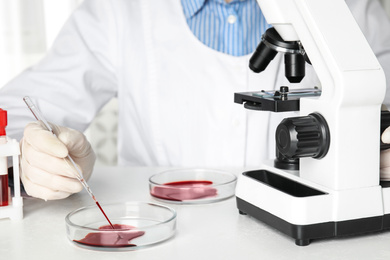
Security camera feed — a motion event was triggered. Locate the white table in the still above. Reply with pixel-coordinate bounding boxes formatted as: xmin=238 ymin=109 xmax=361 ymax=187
xmin=1 ymin=166 xmax=390 ymax=260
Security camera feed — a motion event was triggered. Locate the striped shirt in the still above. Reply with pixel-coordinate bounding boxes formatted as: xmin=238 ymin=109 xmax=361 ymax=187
xmin=181 ymin=0 xmax=270 ymax=56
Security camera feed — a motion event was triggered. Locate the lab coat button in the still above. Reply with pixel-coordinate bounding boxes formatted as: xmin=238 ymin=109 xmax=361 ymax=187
xmin=227 ymin=15 xmax=237 ymax=24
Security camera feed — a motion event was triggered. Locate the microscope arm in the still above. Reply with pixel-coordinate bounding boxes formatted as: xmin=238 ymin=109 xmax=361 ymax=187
xmin=254 ymin=0 xmax=386 ymax=190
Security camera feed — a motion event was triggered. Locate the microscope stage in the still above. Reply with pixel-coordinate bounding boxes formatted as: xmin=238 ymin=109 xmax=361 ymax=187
xmin=234 ymin=88 xmax=321 ymax=112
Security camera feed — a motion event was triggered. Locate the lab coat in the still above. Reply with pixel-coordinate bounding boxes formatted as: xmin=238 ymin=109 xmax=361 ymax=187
xmin=0 ymin=0 xmax=390 ymax=167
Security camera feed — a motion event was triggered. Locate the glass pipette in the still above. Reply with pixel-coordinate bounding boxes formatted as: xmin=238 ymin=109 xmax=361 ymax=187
xmin=23 ymin=96 xmax=115 ymax=229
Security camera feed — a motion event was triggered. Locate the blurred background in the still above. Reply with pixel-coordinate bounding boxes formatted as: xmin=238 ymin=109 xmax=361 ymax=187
xmin=0 ymin=0 xmax=390 ymax=166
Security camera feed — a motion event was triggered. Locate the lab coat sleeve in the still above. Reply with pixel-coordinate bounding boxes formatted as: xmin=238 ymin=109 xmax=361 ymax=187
xmin=346 ymin=0 xmax=390 ymax=107
xmin=0 ymin=0 xmax=118 ymax=140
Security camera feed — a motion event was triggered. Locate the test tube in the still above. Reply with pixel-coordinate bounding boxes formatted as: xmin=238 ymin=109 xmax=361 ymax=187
xmin=0 ymin=109 xmax=9 ymax=206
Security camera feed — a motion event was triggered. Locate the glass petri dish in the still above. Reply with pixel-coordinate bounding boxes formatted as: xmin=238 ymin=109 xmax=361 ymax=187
xmin=65 ymin=202 xmax=176 ymax=251
xmin=149 ymin=168 xmax=237 ymax=204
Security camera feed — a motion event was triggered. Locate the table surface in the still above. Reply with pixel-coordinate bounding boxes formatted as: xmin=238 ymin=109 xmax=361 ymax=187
xmin=1 ymin=166 xmax=390 ymax=260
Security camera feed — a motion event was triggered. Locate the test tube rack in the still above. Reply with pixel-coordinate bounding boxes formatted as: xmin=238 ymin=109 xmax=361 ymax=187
xmin=0 ymin=137 xmax=23 ymax=220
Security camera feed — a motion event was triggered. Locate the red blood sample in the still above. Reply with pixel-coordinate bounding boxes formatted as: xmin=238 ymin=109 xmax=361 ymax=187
xmin=0 ymin=109 xmax=8 ymax=206
xmin=0 ymin=175 xmax=9 ymax=206
xmin=95 ymin=201 xmax=115 ymax=229
xmin=74 ymin=224 xmax=145 ymax=247
xmin=151 ymin=180 xmax=217 ymax=201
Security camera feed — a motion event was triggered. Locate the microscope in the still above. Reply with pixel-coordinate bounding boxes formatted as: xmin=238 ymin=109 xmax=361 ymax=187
xmin=235 ymin=0 xmax=390 ymax=246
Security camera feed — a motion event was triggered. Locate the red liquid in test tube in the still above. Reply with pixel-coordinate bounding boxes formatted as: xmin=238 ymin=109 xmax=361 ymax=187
xmin=0 ymin=109 xmax=9 ymax=206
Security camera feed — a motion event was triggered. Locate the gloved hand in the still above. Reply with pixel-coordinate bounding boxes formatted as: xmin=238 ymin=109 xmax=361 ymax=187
xmin=381 ymin=126 xmax=390 ymax=181
xmin=20 ymin=121 xmax=96 ymax=200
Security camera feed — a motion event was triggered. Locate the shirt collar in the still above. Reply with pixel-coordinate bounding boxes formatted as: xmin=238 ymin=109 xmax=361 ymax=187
xmin=182 ymin=0 xmax=207 ymax=19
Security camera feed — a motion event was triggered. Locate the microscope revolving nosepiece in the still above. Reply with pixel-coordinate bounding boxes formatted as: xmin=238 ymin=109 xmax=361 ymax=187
xmin=250 ymin=27 xmax=308 ymax=83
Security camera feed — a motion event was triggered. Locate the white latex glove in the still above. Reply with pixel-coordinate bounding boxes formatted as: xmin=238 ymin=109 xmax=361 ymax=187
xmin=20 ymin=121 xmax=96 ymax=200
xmin=381 ymin=126 xmax=390 ymax=181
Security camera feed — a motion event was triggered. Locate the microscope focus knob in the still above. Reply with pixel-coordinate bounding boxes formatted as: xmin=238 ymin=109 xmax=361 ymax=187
xmin=275 ymin=113 xmax=330 ymax=159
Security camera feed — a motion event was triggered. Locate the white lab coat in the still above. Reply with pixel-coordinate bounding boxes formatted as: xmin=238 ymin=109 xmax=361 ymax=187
xmin=0 ymin=0 xmax=390 ymax=167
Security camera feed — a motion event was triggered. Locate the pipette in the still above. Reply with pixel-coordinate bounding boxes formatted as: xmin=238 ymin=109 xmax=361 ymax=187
xmin=23 ymin=96 xmax=115 ymax=229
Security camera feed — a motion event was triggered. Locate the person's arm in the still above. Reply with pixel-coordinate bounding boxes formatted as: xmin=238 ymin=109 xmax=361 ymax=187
xmin=350 ymin=0 xmax=390 ymax=179
xmin=346 ymin=0 xmax=390 ymax=106
xmin=0 ymin=0 xmax=119 ymax=141
xmin=0 ymin=0 xmax=120 ymax=200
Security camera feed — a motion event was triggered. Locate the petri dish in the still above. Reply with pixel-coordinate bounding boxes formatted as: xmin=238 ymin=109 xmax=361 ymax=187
xmin=65 ymin=202 xmax=176 ymax=251
xmin=149 ymin=168 xmax=237 ymax=204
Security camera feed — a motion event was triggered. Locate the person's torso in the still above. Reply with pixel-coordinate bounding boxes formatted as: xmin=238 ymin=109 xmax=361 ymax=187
xmin=114 ymin=0 xmax=318 ymax=167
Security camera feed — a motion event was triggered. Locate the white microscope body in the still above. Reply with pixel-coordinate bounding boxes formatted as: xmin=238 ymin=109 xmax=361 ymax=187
xmin=235 ymin=0 xmax=389 ymax=245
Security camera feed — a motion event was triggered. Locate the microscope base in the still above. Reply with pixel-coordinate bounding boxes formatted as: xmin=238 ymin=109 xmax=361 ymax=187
xmin=235 ymin=168 xmax=390 ymax=246
xmin=237 ymin=197 xmax=390 ymax=246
